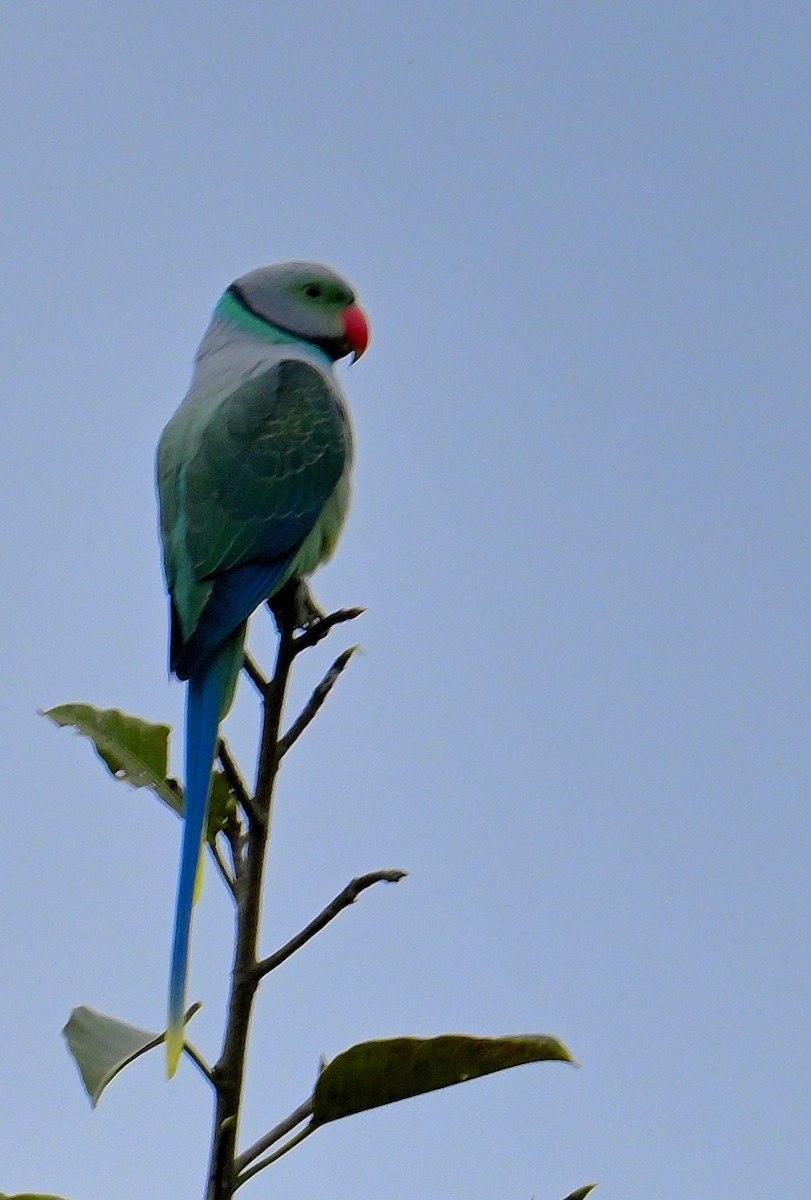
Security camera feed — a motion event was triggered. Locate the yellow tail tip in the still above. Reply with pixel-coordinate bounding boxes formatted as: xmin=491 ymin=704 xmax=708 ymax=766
xmin=166 ymin=1025 xmax=184 ymax=1078
xmin=193 ymin=850 xmax=205 ymax=905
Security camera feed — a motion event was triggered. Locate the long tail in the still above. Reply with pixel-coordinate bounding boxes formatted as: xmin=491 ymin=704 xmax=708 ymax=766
xmin=166 ymin=637 xmax=240 ymax=1075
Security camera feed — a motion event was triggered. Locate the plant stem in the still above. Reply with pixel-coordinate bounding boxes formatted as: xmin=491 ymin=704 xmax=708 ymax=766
xmin=235 ymin=1126 xmax=314 ymax=1188
xmin=205 ymin=615 xmax=296 ymax=1200
xmin=203 ymin=600 xmax=363 ymax=1199
xmin=254 ymin=869 xmax=407 ymax=980
xmin=234 ymin=1097 xmax=313 ymax=1174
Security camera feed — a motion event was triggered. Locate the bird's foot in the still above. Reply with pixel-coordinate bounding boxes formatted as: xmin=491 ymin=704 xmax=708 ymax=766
xmin=291 ymin=580 xmax=325 ymax=629
xmin=269 ymin=578 xmax=325 ymax=634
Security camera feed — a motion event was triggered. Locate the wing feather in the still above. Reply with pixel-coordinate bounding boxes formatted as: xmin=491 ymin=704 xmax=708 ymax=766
xmin=159 ymin=356 xmax=351 ymax=672
xmin=185 ymin=359 xmax=349 ymax=579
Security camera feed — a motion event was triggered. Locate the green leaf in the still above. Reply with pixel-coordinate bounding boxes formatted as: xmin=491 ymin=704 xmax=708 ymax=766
xmin=312 ymin=1033 xmax=575 ymax=1125
xmin=42 ymin=704 xmax=180 ymax=815
xmin=207 ymin=769 xmax=238 ymax=839
xmin=560 ymin=1186 xmax=597 ymax=1200
xmin=41 ymin=704 xmax=236 ymax=840
xmin=62 ymin=1003 xmax=199 ymax=1106
xmin=0 ymin=1194 xmax=73 ymax=1199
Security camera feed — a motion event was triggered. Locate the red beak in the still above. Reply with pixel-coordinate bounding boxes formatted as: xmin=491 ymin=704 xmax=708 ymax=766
xmin=342 ymin=304 xmax=370 ymax=361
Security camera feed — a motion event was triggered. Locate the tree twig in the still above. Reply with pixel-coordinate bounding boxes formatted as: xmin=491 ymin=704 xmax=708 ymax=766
xmin=217 ymin=739 xmax=251 ymax=811
xmin=279 ymin=645 xmax=359 ymax=758
xmin=234 ymin=1097 xmax=313 ymax=1174
xmin=206 ymin=632 xmax=293 ymax=1198
xmin=219 ymin=737 xmax=261 ymax=829
xmin=254 ymin=869 xmax=407 ymax=980
xmin=209 ymin=837 xmax=237 ymax=899
xmin=221 ymin=808 xmax=245 ymax=887
xmin=204 ymin=601 xmax=368 ymax=1200
xmin=292 ymin=606 xmax=365 ymax=655
xmin=242 ymin=653 xmax=269 ymax=695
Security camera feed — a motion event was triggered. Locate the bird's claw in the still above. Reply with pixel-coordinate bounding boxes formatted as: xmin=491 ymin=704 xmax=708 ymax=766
xmin=269 ymin=578 xmax=325 ymax=633
xmin=293 ymin=582 xmax=325 ymax=629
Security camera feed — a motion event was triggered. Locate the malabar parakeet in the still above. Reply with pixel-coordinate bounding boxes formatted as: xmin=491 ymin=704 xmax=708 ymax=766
xmin=156 ymin=261 xmax=369 ymax=1075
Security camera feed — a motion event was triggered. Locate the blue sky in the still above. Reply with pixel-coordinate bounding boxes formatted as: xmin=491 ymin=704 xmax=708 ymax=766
xmin=2 ymin=4 xmax=809 ymax=1197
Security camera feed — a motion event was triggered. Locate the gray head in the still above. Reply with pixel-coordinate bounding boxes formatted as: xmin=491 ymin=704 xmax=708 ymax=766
xmin=228 ymin=261 xmax=369 ymax=361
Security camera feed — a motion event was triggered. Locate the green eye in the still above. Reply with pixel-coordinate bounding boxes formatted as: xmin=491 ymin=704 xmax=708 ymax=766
xmin=303 ymin=283 xmax=322 ymax=299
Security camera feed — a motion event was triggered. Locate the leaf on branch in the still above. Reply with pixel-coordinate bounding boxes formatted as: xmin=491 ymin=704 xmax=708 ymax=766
xmin=0 ymin=1194 xmax=74 ymax=1199
xmin=62 ymin=1003 xmax=199 ymax=1107
xmin=207 ymin=769 xmax=238 ymax=840
xmin=311 ymin=1033 xmax=575 ymax=1125
xmin=42 ymin=704 xmax=180 ymax=814
xmin=41 ymin=704 xmax=236 ymax=841
xmin=560 ymin=1186 xmax=597 ymax=1200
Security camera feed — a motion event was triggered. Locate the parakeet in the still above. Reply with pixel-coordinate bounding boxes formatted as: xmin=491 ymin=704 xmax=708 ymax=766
xmin=156 ymin=261 xmax=369 ymax=1075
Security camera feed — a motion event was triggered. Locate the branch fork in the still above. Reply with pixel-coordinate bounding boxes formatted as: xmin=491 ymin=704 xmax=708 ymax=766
xmin=202 ymin=600 xmax=401 ymax=1200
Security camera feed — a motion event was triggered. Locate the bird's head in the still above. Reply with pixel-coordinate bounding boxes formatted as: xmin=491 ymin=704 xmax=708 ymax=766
xmin=227 ymin=261 xmax=369 ymax=362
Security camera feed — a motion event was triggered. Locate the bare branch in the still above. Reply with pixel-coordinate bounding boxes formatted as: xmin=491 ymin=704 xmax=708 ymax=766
xmin=208 ymin=837 xmax=237 ymax=899
xmin=279 ymin=645 xmax=359 ymax=758
xmin=206 ymin=623 xmax=297 ymax=1198
xmin=219 ymin=737 xmax=262 ymax=829
xmin=242 ymin=653 xmax=269 ymax=695
xmin=222 ymin=811 xmax=246 ymax=887
xmin=220 ymin=812 xmax=246 ymax=887
xmin=217 ymin=739 xmax=251 ymax=809
xmin=234 ymin=1098 xmax=313 ymax=1174
xmin=292 ymin=606 xmax=365 ymax=655
xmin=205 ymin=603 xmax=367 ymax=1199
xmin=255 ymin=869 xmax=407 ymax=980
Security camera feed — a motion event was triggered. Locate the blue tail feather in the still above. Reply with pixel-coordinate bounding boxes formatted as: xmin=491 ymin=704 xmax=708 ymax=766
xmin=172 ymin=558 xmax=294 ymax=680
xmin=166 ymin=639 xmax=237 ymax=1075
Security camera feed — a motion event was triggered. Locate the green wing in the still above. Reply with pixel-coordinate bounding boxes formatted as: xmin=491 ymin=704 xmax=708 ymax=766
xmin=185 ymin=359 xmax=349 ymax=578
xmin=158 ymin=358 xmax=350 ymax=640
